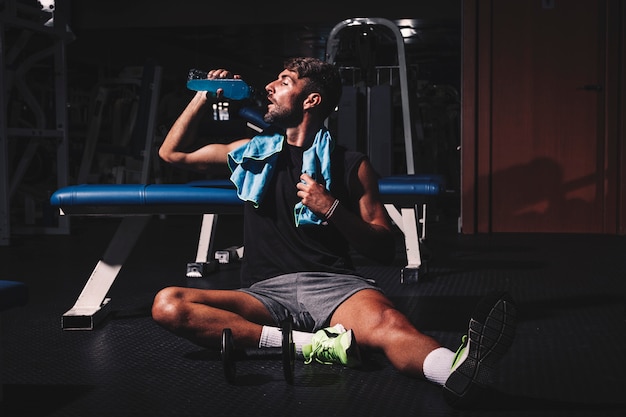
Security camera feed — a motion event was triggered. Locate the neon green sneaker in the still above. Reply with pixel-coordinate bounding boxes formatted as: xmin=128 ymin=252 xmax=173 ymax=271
xmin=302 ymin=325 xmax=361 ymax=368
xmin=444 ymin=292 xmax=517 ymax=408
xmin=301 ymin=324 xmax=346 ymax=364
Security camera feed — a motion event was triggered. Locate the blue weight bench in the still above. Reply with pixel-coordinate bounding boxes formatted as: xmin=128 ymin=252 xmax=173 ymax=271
xmin=50 ymin=174 xmax=444 ymax=330
xmin=51 ymin=181 xmax=243 ymax=330
xmin=0 ymin=280 xmax=28 ymax=402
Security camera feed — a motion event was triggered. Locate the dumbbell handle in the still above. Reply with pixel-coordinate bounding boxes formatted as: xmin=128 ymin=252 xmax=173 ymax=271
xmin=231 ymin=346 xmax=283 ymax=360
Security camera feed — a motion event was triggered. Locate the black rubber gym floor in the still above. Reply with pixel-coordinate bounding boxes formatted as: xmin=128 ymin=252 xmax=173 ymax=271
xmin=1 ymin=213 xmax=625 ymax=417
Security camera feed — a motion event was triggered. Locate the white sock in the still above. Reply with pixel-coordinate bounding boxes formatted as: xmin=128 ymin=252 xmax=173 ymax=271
xmin=422 ymin=347 xmax=456 ymax=386
xmin=259 ymin=326 xmax=313 ymax=356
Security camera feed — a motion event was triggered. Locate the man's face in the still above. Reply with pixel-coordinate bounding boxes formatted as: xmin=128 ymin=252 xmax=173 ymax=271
xmin=263 ymin=69 xmax=307 ymax=128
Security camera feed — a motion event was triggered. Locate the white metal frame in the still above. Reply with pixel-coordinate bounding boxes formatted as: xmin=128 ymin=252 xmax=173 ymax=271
xmin=61 ymin=215 xmax=151 ymax=330
xmin=326 ymin=17 xmax=416 ymax=174
xmin=59 ymin=210 xmax=229 ymax=330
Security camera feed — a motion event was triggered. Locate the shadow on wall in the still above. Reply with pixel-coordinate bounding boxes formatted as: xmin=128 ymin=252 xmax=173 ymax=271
xmin=487 ymin=157 xmax=602 ymax=233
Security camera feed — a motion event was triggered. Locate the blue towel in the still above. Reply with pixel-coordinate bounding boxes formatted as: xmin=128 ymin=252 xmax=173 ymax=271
xmin=228 ymin=128 xmax=334 ymax=226
xmin=227 ymin=132 xmax=284 ymax=207
xmin=293 ymin=128 xmax=334 ymax=226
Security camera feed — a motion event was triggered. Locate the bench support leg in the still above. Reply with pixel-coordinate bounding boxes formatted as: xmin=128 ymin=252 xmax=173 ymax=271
xmin=62 ymin=215 xmax=151 ymax=330
xmin=384 ymin=203 xmax=424 ymax=284
xmin=186 ymin=213 xmax=219 ymax=278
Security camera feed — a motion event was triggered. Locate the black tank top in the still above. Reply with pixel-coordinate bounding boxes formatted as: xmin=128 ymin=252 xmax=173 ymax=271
xmin=240 ymin=143 xmax=366 ymax=285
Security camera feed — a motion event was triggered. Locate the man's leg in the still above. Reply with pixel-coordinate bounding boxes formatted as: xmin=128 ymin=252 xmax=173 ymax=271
xmin=330 ymin=289 xmax=517 ymax=407
xmin=330 ymin=288 xmax=442 ymax=377
xmin=152 ymin=286 xmax=342 ymax=357
xmin=151 ymin=286 xmax=275 ymax=349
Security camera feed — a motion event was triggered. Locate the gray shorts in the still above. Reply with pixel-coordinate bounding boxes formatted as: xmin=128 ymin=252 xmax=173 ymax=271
xmin=238 ymin=272 xmax=382 ymax=332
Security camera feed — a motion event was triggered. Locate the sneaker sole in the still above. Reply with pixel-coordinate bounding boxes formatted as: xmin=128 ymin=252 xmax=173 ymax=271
xmin=443 ymin=292 xmax=517 ymax=407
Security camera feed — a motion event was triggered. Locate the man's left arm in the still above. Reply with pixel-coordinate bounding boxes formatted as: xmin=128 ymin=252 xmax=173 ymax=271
xmin=298 ymin=161 xmax=396 ymax=264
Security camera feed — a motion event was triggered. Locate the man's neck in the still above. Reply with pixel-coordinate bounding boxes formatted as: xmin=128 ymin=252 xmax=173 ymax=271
xmin=285 ymin=122 xmax=324 ymax=148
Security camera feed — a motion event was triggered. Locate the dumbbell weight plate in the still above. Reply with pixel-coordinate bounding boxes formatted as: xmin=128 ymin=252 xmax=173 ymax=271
xmin=281 ymin=318 xmax=295 ymax=384
xmin=221 ymin=317 xmax=295 ymax=384
xmin=221 ymin=328 xmax=236 ymax=383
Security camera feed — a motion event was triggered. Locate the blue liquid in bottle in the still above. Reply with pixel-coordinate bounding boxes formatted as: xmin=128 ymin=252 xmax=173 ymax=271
xmin=186 ymin=69 xmax=251 ymax=100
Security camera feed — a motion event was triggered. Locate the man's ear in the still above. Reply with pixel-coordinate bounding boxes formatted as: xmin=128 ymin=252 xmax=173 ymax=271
xmin=303 ymin=92 xmax=322 ymax=110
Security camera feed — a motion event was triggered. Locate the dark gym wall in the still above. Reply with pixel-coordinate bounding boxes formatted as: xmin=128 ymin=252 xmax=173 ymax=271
xmin=70 ymin=1 xmax=462 ymax=29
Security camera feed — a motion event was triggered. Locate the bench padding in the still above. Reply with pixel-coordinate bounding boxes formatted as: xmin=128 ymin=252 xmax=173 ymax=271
xmin=50 ymin=175 xmax=445 ymax=213
xmin=378 ymin=174 xmax=444 ymax=196
xmin=50 ymin=182 xmax=242 ymax=215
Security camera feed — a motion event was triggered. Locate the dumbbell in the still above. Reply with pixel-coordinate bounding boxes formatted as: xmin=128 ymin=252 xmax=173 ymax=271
xmin=221 ymin=317 xmax=296 ymax=384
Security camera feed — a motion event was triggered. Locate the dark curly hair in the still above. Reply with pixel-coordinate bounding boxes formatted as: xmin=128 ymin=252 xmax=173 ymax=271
xmin=283 ymin=57 xmax=343 ymax=119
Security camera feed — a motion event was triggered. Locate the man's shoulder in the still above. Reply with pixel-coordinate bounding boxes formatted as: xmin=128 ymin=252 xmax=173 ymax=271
xmin=332 ymin=145 xmax=367 ymax=166
xmin=332 ymin=144 xmax=365 ymax=157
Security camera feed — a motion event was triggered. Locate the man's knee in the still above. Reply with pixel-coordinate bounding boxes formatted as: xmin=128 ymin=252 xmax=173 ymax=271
xmin=354 ymin=306 xmax=414 ymax=348
xmin=151 ymin=286 xmax=185 ymax=326
xmin=379 ymin=307 xmax=412 ymax=331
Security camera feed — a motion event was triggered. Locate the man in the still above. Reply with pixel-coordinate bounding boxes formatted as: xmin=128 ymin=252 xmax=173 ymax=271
xmin=152 ymin=57 xmax=516 ymax=406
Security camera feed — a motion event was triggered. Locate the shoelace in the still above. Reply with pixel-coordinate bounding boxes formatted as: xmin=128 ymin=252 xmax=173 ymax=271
xmin=308 ymin=339 xmax=340 ymax=365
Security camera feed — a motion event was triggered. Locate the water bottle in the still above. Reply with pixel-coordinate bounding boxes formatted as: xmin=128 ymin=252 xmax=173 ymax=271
xmin=186 ymin=69 xmax=251 ymax=100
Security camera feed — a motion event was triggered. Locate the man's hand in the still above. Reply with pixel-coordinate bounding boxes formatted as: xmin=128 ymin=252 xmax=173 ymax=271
xmin=206 ymin=69 xmax=241 ymax=98
xmin=296 ymin=173 xmax=335 ymax=217
xmin=206 ymin=69 xmax=240 ymax=79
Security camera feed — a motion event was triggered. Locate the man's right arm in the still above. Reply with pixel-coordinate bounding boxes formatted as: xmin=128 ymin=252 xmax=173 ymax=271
xmin=159 ymin=91 xmax=250 ymax=174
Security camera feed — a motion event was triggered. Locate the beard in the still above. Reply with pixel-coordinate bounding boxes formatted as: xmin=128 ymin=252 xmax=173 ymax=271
xmin=263 ymin=102 xmax=304 ymax=128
